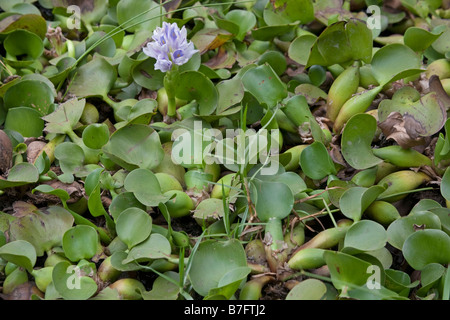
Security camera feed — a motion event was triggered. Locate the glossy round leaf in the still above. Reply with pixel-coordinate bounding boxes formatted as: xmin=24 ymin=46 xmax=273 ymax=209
xmin=3 ymin=29 xmax=43 ymax=60
xmin=403 ymin=229 xmax=450 ymax=270
xmin=52 ymin=261 xmax=98 ymax=300
xmin=123 ymin=168 xmax=170 ymax=207
xmin=62 ymin=225 xmax=99 ymax=262
xmin=82 ymin=123 xmax=110 ymax=150
xmin=4 ymin=79 xmax=54 ymax=115
xmin=300 ymin=141 xmax=337 ymax=180
xmin=175 ymin=71 xmax=218 ymax=116
xmin=343 ymin=220 xmax=388 ymax=255
xmin=241 ymin=64 xmax=288 ymax=108
xmin=4 ymin=107 xmax=44 ymax=138
xmin=189 ymin=239 xmax=248 ymax=297
xmin=116 ymin=207 xmax=152 ymax=249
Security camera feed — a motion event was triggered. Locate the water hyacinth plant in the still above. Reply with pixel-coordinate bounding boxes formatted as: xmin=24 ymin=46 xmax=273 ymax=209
xmin=143 ymin=22 xmax=198 ymax=118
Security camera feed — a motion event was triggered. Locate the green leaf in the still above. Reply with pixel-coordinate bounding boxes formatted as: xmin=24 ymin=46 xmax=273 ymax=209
xmin=52 ymin=261 xmax=98 ymax=300
xmin=189 ymin=239 xmax=248 ymax=297
xmin=286 ymin=279 xmax=328 ymax=300
xmin=68 ymin=57 xmax=117 ymax=100
xmin=0 ymin=162 xmax=39 ymax=189
xmin=307 ymin=19 xmax=372 ymax=67
xmin=131 ymin=57 xmax=165 ymax=91
xmin=102 ymin=124 xmax=164 ymax=171
xmin=0 ymin=13 xmax=47 ymax=39
xmin=141 ymin=271 xmax=180 ymax=300
xmin=403 ymin=229 xmax=450 ymax=270
xmin=288 ymin=34 xmax=317 ymax=66
xmin=324 ymin=250 xmax=373 ymax=290
xmin=82 ymin=123 xmax=110 ymax=150
xmin=62 ymin=225 xmax=99 ymax=262
xmin=339 ymin=185 xmax=386 ymax=222
xmin=404 ymin=27 xmax=443 ymax=52
xmin=9 ymin=206 xmax=74 ymax=257
xmin=116 ymin=0 xmax=163 ymax=33
xmin=42 ymin=98 xmax=86 ymax=134
xmin=341 ymin=113 xmax=383 ymax=170
xmin=250 ymin=179 xmax=294 ymax=221
xmin=0 ymin=240 xmax=36 ymax=273
xmin=387 ymin=211 xmax=442 ymax=250
xmin=263 ymin=0 xmax=314 ymax=26
xmin=225 ymin=10 xmax=256 ymax=41
xmin=370 ymin=44 xmax=422 ymax=86
xmin=3 ymin=29 xmax=44 ymax=63
xmin=124 ymin=168 xmax=170 ymax=207
xmin=441 ymin=167 xmax=450 ymax=202
xmin=342 ymin=220 xmax=388 ymax=255
xmin=241 ymin=64 xmax=288 ymax=108
xmin=175 ymin=71 xmax=218 ymax=116
xmin=109 ymin=192 xmax=146 ymax=221
xmin=4 ymin=107 xmax=44 ymax=138
xmin=116 ymin=207 xmax=152 ymax=249
xmin=4 ymin=79 xmax=54 ymax=115
xmin=300 ymin=141 xmax=336 ymax=180
xmin=123 ymin=233 xmax=171 ymax=263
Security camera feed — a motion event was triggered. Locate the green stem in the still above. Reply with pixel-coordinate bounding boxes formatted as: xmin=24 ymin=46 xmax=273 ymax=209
xmin=164 ymin=68 xmax=178 ymax=117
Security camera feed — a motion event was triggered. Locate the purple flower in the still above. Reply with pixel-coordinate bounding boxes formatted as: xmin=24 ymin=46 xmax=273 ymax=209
xmin=143 ymin=22 xmax=198 ymax=72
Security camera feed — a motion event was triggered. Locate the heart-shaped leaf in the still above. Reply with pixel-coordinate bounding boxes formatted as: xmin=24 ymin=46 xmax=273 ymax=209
xmin=62 ymin=225 xmax=99 ymax=262
xmin=341 ymin=113 xmax=383 ymax=170
xmin=403 ymin=229 xmax=450 ymax=270
xmin=241 ymin=64 xmax=288 ymax=108
xmin=52 ymin=261 xmax=98 ymax=300
xmin=175 ymin=71 xmax=218 ymax=116
xmin=124 ymin=168 xmax=170 ymax=207
xmin=102 ymin=124 xmax=164 ymax=171
xmin=300 ymin=141 xmax=336 ymax=180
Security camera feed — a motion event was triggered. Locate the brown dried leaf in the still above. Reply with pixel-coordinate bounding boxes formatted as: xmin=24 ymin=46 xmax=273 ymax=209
xmin=0 ymin=130 xmax=13 ymax=175
xmin=378 ymin=111 xmax=426 ymax=148
xmin=0 ymin=282 xmax=44 ymax=300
